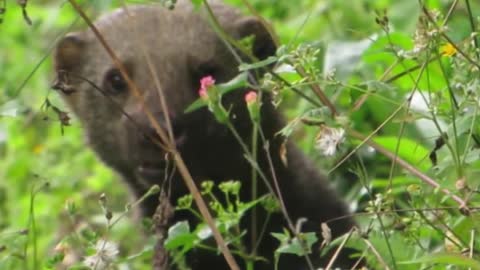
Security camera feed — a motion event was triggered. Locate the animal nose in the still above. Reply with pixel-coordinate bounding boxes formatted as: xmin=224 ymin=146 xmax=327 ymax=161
xmin=143 ymin=119 xmax=188 ymax=150
xmin=130 ymin=112 xmax=171 ymax=183
xmin=126 ymin=105 xmax=161 ymax=135
xmin=127 ymin=104 xmax=189 ymax=154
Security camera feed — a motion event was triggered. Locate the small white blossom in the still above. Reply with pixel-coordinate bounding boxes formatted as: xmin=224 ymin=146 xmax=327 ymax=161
xmin=84 ymin=255 xmax=109 ymax=270
xmin=397 ymin=49 xmax=407 ymax=58
xmin=324 ymin=68 xmax=337 ymax=81
xmin=315 ymin=126 xmax=345 ymax=156
xmin=83 ymin=239 xmax=119 ymax=270
xmin=412 ymin=26 xmax=429 ymax=55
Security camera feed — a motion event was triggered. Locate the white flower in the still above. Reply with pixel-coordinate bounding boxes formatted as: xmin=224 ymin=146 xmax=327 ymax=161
xmin=83 ymin=239 xmax=119 ymax=270
xmin=315 ymin=126 xmax=345 ymax=156
xmin=84 ymin=255 xmax=109 ymax=270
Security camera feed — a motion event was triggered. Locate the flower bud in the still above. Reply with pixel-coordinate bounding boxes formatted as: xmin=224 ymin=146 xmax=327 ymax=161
xmin=198 ymin=75 xmax=216 ymax=100
xmin=244 ymin=90 xmax=260 ymax=122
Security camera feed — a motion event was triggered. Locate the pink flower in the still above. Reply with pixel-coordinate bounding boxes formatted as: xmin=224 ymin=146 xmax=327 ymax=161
xmin=244 ymin=91 xmax=258 ymax=105
xmin=198 ymin=75 xmax=216 ymax=100
xmin=199 ymin=88 xmax=208 ymax=100
xmin=199 ymin=76 xmax=215 ymax=91
xmin=245 ymin=90 xmax=260 ymax=121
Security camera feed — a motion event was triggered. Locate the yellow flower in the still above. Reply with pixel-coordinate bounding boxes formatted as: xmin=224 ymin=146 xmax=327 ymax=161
xmin=440 ymin=43 xmax=457 ymax=57
xmin=33 ymin=144 xmax=43 ymax=154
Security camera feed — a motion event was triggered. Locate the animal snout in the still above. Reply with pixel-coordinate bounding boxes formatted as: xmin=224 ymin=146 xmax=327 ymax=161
xmin=133 ymin=120 xmax=171 ymax=184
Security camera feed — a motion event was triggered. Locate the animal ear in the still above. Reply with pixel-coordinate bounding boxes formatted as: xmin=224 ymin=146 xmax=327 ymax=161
xmin=54 ymin=32 xmax=86 ymax=72
xmin=235 ymin=17 xmax=277 ymax=60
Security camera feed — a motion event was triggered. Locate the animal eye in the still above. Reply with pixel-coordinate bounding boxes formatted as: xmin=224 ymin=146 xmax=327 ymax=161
xmin=104 ymin=68 xmax=128 ymax=94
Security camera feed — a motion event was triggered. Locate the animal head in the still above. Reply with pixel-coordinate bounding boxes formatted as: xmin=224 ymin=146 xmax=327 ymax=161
xmin=52 ymin=1 xmax=276 ymax=180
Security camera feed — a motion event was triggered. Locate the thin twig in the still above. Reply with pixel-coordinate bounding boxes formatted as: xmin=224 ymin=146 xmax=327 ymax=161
xmin=66 ymin=2 xmax=240 ymax=269
xmin=294 ymin=65 xmax=338 ymax=116
xmin=363 ymin=237 xmax=391 ymax=270
xmin=464 ymin=0 xmax=479 ymax=60
xmin=239 ymin=0 xmax=279 ymax=46
xmin=325 ymin=228 xmax=355 ymax=270
xmin=14 ymin=15 xmax=80 ymax=97
xmin=383 ymin=56 xmax=438 ymax=84
xmin=356 ymin=156 xmax=397 ymax=270
xmin=420 ymin=2 xmax=480 ymax=70
xmin=470 ymin=229 xmax=475 ymax=259
xmin=121 ymin=4 xmax=175 ymax=143
xmin=325 ymin=205 xmax=480 ymax=225
xmin=349 ymin=129 xmax=469 ymax=210
xmin=442 ymin=0 xmax=459 ymax=26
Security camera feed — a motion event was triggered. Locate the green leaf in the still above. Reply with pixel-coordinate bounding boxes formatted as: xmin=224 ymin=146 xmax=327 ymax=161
xmin=165 ymin=221 xmax=197 ymax=250
xmin=195 ymin=223 xmax=212 ymax=241
xmin=236 ymin=195 xmax=268 ymax=217
xmin=372 ymin=136 xmax=430 ymax=171
xmin=238 ymin=56 xmax=277 ymax=71
xmin=271 ymin=231 xmax=290 ymax=244
xmin=399 ymin=253 xmax=480 ymax=269
xmin=464 ymin=148 xmax=480 ymax=164
xmin=121 ymin=245 xmax=154 ymax=262
xmin=184 ymin=72 xmax=248 ymax=114
xmin=273 ymin=231 xmax=318 ymax=256
xmin=217 ymin=72 xmax=249 ymax=95
xmin=190 ymin=0 xmax=203 ymax=8
xmin=184 ymin=98 xmax=207 ymax=114
xmin=371 ymin=176 xmax=418 ymax=195
xmin=448 ymin=114 xmax=478 ymax=137
xmin=0 ymin=100 xmax=21 ymax=117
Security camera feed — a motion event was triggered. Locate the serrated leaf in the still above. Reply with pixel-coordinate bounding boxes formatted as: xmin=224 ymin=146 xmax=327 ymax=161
xmin=271 ymin=232 xmax=289 ymax=243
xmin=274 ymin=232 xmax=318 ymax=256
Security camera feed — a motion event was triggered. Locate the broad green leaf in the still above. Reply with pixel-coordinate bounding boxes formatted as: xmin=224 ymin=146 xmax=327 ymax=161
xmin=372 ymin=136 xmax=431 ymax=171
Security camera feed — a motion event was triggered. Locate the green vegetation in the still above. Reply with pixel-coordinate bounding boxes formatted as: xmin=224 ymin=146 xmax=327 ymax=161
xmin=1 ymin=0 xmax=480 ymax=269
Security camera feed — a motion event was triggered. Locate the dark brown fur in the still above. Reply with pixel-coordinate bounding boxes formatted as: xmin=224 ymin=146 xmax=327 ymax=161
xmin=53 ymin=1 xmax=356 ymax=269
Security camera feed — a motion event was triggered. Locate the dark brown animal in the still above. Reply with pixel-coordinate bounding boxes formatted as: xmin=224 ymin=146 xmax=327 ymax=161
xmin=53 ymin=1 xmax=357 ymax=269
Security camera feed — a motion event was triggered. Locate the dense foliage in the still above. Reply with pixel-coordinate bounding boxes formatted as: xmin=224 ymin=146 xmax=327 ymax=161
xmin=1 ymin=0 xmax=480 ymax=269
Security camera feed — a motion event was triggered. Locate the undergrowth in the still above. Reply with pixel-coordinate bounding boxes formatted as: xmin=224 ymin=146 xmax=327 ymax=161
xmin=1 ymin=0 xmax=480 ymax=269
